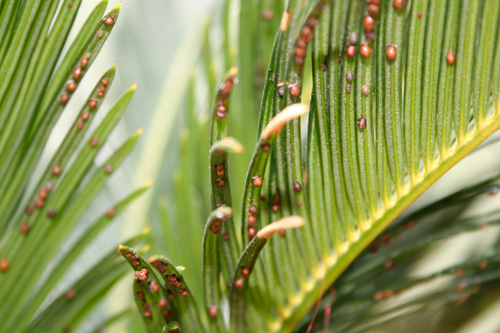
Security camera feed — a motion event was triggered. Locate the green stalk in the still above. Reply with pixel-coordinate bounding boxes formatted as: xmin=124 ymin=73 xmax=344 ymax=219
xmin=202 ymin=206 xmax=232 ymax=332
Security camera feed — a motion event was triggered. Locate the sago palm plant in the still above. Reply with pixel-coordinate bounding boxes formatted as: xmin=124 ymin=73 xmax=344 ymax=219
xmin=119 ymin=0 xmax=500 ymax=332
xmin=0 ymin=1 xmax=149 ymax=332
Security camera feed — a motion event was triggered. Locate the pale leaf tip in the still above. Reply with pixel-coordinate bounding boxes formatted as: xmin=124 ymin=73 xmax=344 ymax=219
xmin=146 ymin=179 xmax=155 ymax=187
xmin=257 ymin=216 xmax=305 ymax=241
xmin=261 ymin=103 xmax=309 ymax=140
xmin=280 ymin=11 xmax=291 ymax=32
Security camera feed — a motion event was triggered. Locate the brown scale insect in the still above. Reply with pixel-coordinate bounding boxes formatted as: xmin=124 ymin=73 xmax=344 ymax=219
xmin=348 ymin=32 xmax=358 ymax=45
xmin=260 ymin=194 xmax=266 ymax=201
xmin=39 ymin=188 xmax=48 ymax=200
xmin=386 ymin=45 xmax=397 ymax=60
xmin=104 ymin=16 xmax=114 ymax=26
xmin=97 ymin=91 xmax=105 ymax=97
xmin=262 ymin=9 xmax=273 ymax=21
xmin=446 ymin=50 xmax=455 ymax=65
xmin=67 ymin=2 xmax=72 ymax=8
xmin=80 ymin=57 xmax=88 ymax=68
xmin=35 ymin=198 xmax=44 ymax=208
xmin=393 ymin=0 xmax=404 ymax=10
xmin=81 ymin=112 xmax=89 ymax=121
xmin=346 ymin=45 xmax=356 ymax=58
xmin=60 ymin=93 xmax=70 ymax=104
xmin=105 ymin=165 xmax=113 ymax=174
xmin=0 ymin=258 xmax=9 ymax=272
xmin=159 ymin=299 xmax=168 ymax=308
xmin=383 ymin=289 xmax=393 ymax=298
xmin=90 ymin=138 xmax=99 ymax=147
xmin=380 ymin=234 xmax=390 ymax=243
xmin=215 ymin=163 xmax=224 ymax=176
xmin=273 ymin=194 xmax=280 ymax=205
xmin=65 ymin=290 xmax=75 ymax=300
xmin=358 ymin=115 xmax=367 ymax=130
xmin=261 ymin=143 xmax=271 ymax=152
xmin=365 ymin=31 xmax=375 ymax=41
xmin=360 ymin=44 xmax=371 ymax=58
xmin=73 ymin=68 xmax=82 ymax=79
xmin=364 ymin=15 xmax=375 ymax=31
xmin=215 ymin=109 xmax=226 ymax=119
xmin=247 ymin=215 xmax=256 ymax=226
xmin=346 ymin=85 xmax=351 ymax=93
xmin=26 ymin=205 xmax=34 ymax=215
xmin=20 ymin=222 xmax=29 ymax=234
xmin=234 ymin=279 xmax=244 ymax=289
xmin=217 ymin=104 xmax=226 ymax=113
xmin=210 ymin=219 xmax=222 ymax=234
xmin=47 ymin=209 xmax=56 ymax=218
xmin=46 ymin=182 xmax=54 ymax=191
xmin=301 ymin=26 xmax=313 ymax=43
xmin=289 ymin=85 xmax=301 ymax=97
xmin=247 ymin=227 xmax=256 ymax=239
xmin=479 ymin=261 xmax=488 ymax=269
xmin=132 ymin=259 xmax=140 ymax=266
xmin=99 ymin=85 xmax=106 ymax=93
xmin=307 ymin=16 xmax=318 ymax=28
xmin=454 ymin=268 xmax=464 ymax=277
xmin=252 ymin=175 xmax=263 ymax=187
xmin=162 ymin=309 xmax=170 ymax=317
xmin=249 ymin=205 xmax=258 ymax=215
xmin=143 ymin=311 xmax=152 ymax=318
xmin=271 ymin=205 xmax=279 ymax=213
xmin=361 ymin=85 xmax=370 ymax=95
xmin=321 ymin=64 xmax=327 ymax=71
xmin=97 ymin=30 xmax=105 ymax=38
xmin=222 ymin=233 xmax=230 ymax=240
xmin=418 ymin=12 xmax=422 ymax=19
xmin=180 ymin=289 xmax=189 ymax=297
xmin=373 ymin=292 xmax=383 ymax=301
xmin=89 ymin=99 xmax=98 ymax=110
xmin=294 ymin=55 xmax=304 ymax=65
xmin=295 ymin=47 xmax=306 ymax=58
xmin=278 ymin=229 xmax=285 ymax=237
xmin=150 ymin=281 xmax=160 ymax=292
xmin=67 ymin=81 xmax=77 ymax=92
xmin=241 ymin=266 xmax=250 ymax=278
xmin=345 ymin=71 xmax=353 ymax=82
xmin=384 ymin=260 xmax=394 ymax=269
xmin=106 ymin=208 xmax=115 ymax=217
xmin=368 ymin=4 xmax=379 ymax=15
xmin=77 ymin=123 xmax=84 ymax=131
xmin=217 ymin=178 xmax=226 ymax=188
xmin=370 ymin=0 xmax=381 ymax=4
xmin=137 ymin=268 xmax=149 ymax=281
xmin=208 ymin=306 xmax=218 ymax=318
xmin=137 ymin=291 xmax=145 ymax=300
xmin=293 ymin=181 xmax=302 ymax=193
xmin=102 ymin=78 xmax=109 ymax=86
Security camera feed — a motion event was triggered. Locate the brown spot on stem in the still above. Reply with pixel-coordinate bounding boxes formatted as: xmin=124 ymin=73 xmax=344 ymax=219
xmin=293 ymin=181 xmax=302 ymax=193
xmin=0 ymin=258 xmax=9 ymax=272
xmin=150 ymin=281 xmax=160 ymax=292
xmin=89 ymin=99 xmax=98 ymax=110
xmin=106 ymin=208 xmax=115 ymax=217
xmin=393 ymin=0 xmax=404 ymax=10
xmin=247 ymin=227 xmax=256 ymax=239
xmin=65 ymin=289 xmax=75 ymax=300
xmin=102 ymin=78 xmax=110 ymax=86
xmin=249 ymin=205 xmax=258 ymax=215
xmin=20 ymin=222 xmax=30 ymax=234
xmin=105 ymin=165 xmax=113 ymax=174
xmin=446 ymin=50 xmax=455 ymax=65
xmin=90 ymin=138 xmax=99 ymax=147
xmin=81 ymin=112 xmax=89 ymax=122
xmin=53 ymin=165 xmax=61 ymax=176
xmin=289 ymin=85 xmax=301 ymax=97
xmin=159 ymin=299 xmax=167 ymax=308
xmin=60 ymin=93 xmax=70 ymax=104
xmin=360 ymin=44 xmax=371 ymax=58
xmin=208 ymin=306 xmax=218 ymax=318
xmin=223 ymin=233 xmax=230 ymax=240
xmin=386 ymin=45 xmax=397 ymax=60
xmin=73 ymin=68 xmax=82 ymax=79
xmin=67 ymin=81 xmax=77 ymax=92
xmin=234 ymin=279 xmax=244 ymax=288
xmin=346 ymin=45 xmax=356 ymax=58
xmin=252 ymin=175 xmax=263 ymax=187
xmin=104 ymin=17 xmax=114 ymax=26
xmin=210 ymin=219 xmax=222 ymax=234
xmin=180 ymin=289 xmax=189 ymax=297
xmin=80 ymin=57 xmax=88 ymax=68
xmin=363 ymin=15 xmax=375 ymax=31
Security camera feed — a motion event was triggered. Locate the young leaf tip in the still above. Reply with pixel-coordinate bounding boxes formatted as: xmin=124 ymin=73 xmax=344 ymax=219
xmin=261 ymin=103 xmax=309 ymax=140
xmin=280 ymin=11 xmax=291 ymax=32
xmin=146 ymin=179 xmax=155 ymax=187
xmin=131 ymin=82 xmax=138 ymax=90
xmin=257 ymin=216 xmax=305 ymax=240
